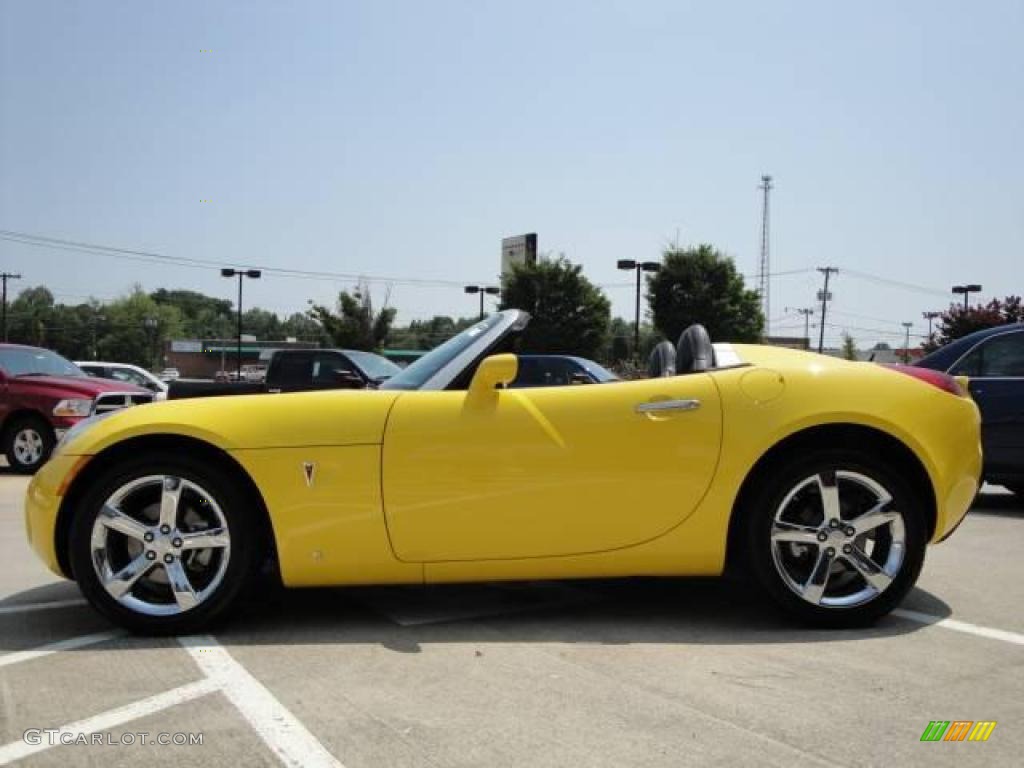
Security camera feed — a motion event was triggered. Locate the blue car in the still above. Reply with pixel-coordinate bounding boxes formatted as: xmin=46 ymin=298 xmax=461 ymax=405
xmin=916 ymin=323 xmax=1024 ymax=497
xmin=509 ymin=355 xmax=619 ymax=388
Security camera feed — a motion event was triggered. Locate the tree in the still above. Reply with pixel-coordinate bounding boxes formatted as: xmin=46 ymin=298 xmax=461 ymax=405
xmin=308 ymin=284 xmax=396 ymax=351
xmin=923 ymin=296 xmax=1024 ymax=352
xmin=241 ymin=308 xmax=283 ymax=340
xmin=498 ymin=256 xmax=611 ymax=358
xmin=7 ymin=286 xmax=58 ymax=347
xmin=96 ymin=288 xmax=185 ymax=369
xmin=389 ymin=315 xmax=477 ymax=350
xmin=841 ymin=332 xmax=857 ymax=360
xmin=647 ymin=245 xmax=763 ymax=343
xmin=150 ymin=289 xmax=234 ymax=338
xmin=281 ymin=312 xmax=328 ymax=343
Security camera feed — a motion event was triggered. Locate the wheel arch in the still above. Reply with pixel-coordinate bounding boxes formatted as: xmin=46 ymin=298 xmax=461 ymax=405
xmin=724 ymin=423 xmax=937 ymax=574
xmin=1 ymin=408 xmax=54 ymax=437
xmin=54 ymin=434 xmax=277 ymax=580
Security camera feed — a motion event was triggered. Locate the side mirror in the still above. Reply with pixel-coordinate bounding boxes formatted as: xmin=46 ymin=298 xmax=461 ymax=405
xmin=569 ymin=372 xmax=591 ymax=385
xmin=469 ymin=354 xmax=518 ymax=396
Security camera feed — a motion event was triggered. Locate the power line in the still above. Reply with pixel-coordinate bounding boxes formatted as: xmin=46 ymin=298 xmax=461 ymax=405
xmin=0 ymin=230 xmax=489 ymax=289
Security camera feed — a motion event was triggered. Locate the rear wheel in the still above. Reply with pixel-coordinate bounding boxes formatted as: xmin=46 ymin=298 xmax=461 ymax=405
xmin=4 ymin=415 xmax=55 ymax=473
xmin=68 ymin=454 xmax=259 ymax=634
xmin=743 ymin=449 xmax=927 ymax=627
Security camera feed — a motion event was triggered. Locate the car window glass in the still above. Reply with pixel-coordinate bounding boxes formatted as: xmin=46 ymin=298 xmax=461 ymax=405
xmin=979 ymin=332 xmax=1024 ymax=377
xmin=274 ymin=354 xmax=313 ymax=384
xmin=110 ymin=368 xmax=146 ymax=386
xmin=313 ymin=353 xmax=350 ymax=384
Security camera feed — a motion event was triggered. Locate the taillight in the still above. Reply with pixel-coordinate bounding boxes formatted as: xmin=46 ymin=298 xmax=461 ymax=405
xmin=882 ymin=364 xmax=964 ymax=396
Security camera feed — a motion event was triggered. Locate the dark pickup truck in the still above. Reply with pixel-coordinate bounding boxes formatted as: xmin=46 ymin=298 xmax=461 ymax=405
xmin=168 ymin=349 xmax=402 ymax=399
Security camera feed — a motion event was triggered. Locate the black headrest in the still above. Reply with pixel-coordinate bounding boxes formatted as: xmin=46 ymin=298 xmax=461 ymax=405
xmin=676 ymin=324 xmax=715 ymax=373
xmin=647 ymin=340 xmax=677 ymax=378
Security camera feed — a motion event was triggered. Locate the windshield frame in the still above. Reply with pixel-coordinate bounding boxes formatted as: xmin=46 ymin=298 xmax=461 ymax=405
xmin=381 ymin=310 xmax=530 ymax=391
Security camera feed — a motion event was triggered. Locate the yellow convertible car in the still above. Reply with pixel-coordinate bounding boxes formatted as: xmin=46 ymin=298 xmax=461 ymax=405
xmin=25 ymin=310 xmax=981 ymax=634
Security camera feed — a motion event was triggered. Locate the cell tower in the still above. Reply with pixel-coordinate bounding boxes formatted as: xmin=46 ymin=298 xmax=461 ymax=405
xmin=757 ymin=174 xmax=773 ymax=335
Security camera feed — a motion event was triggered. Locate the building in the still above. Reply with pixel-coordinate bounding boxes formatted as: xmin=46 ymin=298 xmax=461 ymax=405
xmin=164 ymin=338 xmax=320 ymax=379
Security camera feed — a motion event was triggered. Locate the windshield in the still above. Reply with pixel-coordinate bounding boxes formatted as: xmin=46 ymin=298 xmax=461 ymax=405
xmin=0 ymin=347 xmax=86 ymax=377
xmin=578 ymin=359 xmax=618 ymax=382
xmin=344 ymin=350 xmax=402 ymax=381
xmin=381 ymin=314 xmax=508 ymax=391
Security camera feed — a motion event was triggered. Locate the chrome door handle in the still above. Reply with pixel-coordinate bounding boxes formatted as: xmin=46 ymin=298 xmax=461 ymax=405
xmin=635 ymin=399 xmax=701 ymax=414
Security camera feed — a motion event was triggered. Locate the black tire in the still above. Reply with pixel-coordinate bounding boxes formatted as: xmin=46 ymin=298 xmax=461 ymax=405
xmin=68 ymin=453 xmax=260 ymax=635
xmin=742 ymin=448 xmax=927 ymax=628
xmin=3 ymin=415 xmax=55 ymax=474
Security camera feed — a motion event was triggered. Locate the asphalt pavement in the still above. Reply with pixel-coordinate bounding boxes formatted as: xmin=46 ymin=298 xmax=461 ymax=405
xmin=1 ymin=470 xmax=1022 ymax=767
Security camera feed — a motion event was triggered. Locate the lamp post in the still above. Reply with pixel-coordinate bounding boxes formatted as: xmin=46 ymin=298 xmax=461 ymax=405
xmin=143 ymin=316 xmax=158 ymax=371
xmin=922 ymin=310 xmax=940 ymax=338
xmin=221 ymin=268 xmax=262 ymax=379
xmin=617 ymin=260 xmax=661 ymax=360
xmin=952 ymin=284 xmax=982 ymax=310
xmin=464 ymin=285 xmax=500 ymax=321
xmin=901 ymin=321 xmax=913 ymax=363
xmin=90 ymin=313 xmax=106 ymax=358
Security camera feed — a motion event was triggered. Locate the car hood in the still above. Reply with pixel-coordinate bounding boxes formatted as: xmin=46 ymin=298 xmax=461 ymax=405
xmin=58 ymin=388 xmax=402 ymax=455
xmin=9 ymin=374 xmax=150 ymax=397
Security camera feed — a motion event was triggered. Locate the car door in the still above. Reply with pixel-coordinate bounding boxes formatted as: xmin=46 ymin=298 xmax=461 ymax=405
xmin=950 ymin=330 xmax=1024 ymax=479
xmin=381 ymin=373 xmax=722 ymax=562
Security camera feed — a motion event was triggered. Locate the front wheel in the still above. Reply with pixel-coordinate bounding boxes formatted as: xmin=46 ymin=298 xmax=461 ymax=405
xmin=743 ymin=450 xmax=927 ymax=628
xmin=4 ymin=416 xmax=55 ymax=473
xmin=68 ymin=455 xmax=258 ymax=634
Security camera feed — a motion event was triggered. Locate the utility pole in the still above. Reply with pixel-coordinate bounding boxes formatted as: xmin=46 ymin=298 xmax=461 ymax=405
xmin=757 ymin=175 xmax=773 ymax=335
xmin=787 ymin=307 xmax=815 ymax=346
xmin=816 ymin=267 xmax=838 ymax=354
xmin=922 ymin=311 xmax=940 ymax=339
xmin=901 ymin=322 xmax=913 ymax=363
xmin=1 ymin=272 xmax=22 ymax=342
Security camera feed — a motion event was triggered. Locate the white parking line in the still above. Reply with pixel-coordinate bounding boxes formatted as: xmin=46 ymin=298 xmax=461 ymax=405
xmin=893 ymin=609 xmax=1024 ymax=646
xmin=0 ymin=598 xmax=87 ymax=616
xmin=179 ymin=635 xmax=344 ymax=768
xmin=0 ymin=678 xmax=219 ymax=764
xmin=0 ymin=630 xmax=121 ymax=669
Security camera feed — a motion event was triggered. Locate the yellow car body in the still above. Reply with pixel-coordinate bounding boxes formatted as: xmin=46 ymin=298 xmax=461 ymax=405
xmin=26 ymin=342 xmax=981 ymax=592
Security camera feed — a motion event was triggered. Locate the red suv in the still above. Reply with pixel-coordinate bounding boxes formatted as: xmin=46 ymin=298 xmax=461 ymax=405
xmin=0 ymin=344 xmax=153 ymax=473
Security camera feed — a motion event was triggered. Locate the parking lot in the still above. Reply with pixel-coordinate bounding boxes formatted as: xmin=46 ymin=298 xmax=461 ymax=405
xmin=0 ymin=471 xmax=1022 ymax=767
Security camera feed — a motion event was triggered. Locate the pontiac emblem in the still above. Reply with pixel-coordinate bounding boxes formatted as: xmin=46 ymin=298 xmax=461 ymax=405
xmin=302 ymin=461 xmax=316 ymax=487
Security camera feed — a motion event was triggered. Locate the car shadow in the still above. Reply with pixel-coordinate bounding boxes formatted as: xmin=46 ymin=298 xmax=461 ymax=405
xmin=0 ymin=576 xmax=952 ymax=654
xmin=969 ymin=490 xmax=1024 ymax=517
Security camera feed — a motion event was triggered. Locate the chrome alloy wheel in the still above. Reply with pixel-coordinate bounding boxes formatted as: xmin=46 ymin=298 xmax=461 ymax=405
xmin=769 ymin=471 xmax=905 ymax=608
xmin=90 ymin=475 xmax=231 ymax=616
xmin=13 ymin=428 xmax=44 ymax=465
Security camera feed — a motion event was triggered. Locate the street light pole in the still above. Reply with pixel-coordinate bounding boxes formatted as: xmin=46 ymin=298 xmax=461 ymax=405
xmin=952 ymin=284 xmax=982 ymax=311
xmin=617 ymin=260 xmax=660 ymax=361
xmin=901 ymin=322 xmax=913 ymax=363
xmin=922 ymin=311 xmax=940 ymax=338
xmin=221 ymin=268 xmax=262 ymax=379
xmin=464 ymin=285 xmax=500 ymax=321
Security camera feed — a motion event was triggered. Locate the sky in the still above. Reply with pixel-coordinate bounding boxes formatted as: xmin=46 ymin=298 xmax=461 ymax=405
xmin=1 ymin=0 xmax=1022 ymax=347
